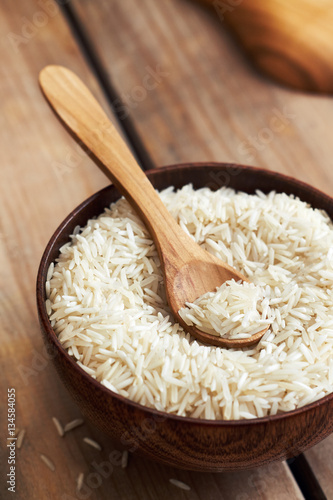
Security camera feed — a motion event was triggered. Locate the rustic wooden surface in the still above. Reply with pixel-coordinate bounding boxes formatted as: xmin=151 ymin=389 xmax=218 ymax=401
xmin=0 ymin=0 xmax=332 ymax=498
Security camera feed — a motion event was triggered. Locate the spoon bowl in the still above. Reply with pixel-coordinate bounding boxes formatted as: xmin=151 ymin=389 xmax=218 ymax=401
xmin=39 ymin=65 xmax=268 ymax=347
xmin=167 ymin=255 xmax=266 ymax=347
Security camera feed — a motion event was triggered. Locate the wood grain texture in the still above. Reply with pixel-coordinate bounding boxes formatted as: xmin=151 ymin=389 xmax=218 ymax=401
xmin=0 ymin=0 xmax=304 ymax=499
xmin=305 ymin=434 xmax=333 ymax=500
xmin=71 ymin=0 xmax=333 ymax=197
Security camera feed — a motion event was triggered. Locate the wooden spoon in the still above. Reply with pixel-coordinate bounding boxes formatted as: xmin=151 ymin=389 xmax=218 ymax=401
xmin=39 ymin=65 xmax=268 ymax=348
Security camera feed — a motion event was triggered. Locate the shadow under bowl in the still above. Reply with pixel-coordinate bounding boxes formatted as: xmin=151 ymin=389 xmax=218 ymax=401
xmin=36 ymin=163 xmax=333 ymax=472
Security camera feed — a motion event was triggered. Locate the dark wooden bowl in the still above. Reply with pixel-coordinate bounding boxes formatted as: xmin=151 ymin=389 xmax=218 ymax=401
xmin=36 ymin=163 xmax=333 ymax=472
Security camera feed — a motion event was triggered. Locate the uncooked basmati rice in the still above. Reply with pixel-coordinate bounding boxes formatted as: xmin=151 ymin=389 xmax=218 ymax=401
xmin=121 ymin=450 xmax=129 ymax=468
xmin=76 ymin=472 xmax=84 ymax=492
xmin=46 ymin=185 xmax=333 ymax=420
xmin=17 ymin=429 xmax=26 ymax=449
xmin=169 ymin=478 xmax=191 ymax=491
xmin=40 ymin=454 xmax=55 ymax=471
xmin=179 ymin=280 xmax=272 ymax=338
xmin=83 ymin=437 xmax=102 ymax=451
xmin=64 ymin=418 xmax=84 ymax=433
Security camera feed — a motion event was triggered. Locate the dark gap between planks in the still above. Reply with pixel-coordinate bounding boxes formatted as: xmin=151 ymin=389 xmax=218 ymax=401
xmin=287 ymin=455 xmax=327 ymax=500
xmin=59 ymin=3 xmax=329 ymax=499
xmin=58 ymin=0 xmax=156 ymax=172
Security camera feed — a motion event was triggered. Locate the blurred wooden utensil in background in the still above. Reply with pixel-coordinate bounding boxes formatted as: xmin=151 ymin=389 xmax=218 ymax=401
xmin=197 ymin=0 xmax=333 ymax=93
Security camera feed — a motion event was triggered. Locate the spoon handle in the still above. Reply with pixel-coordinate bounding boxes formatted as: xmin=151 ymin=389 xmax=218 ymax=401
xmin=39 ymin=65 xmax=185 ymax=258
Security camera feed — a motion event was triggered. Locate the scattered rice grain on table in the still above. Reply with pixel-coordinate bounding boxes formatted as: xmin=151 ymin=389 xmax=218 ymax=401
xmin=169 ymin=478 xmax=191 ymax=491
xmin=64 ymin=418 xmax=84 ymax=433
xmin=83 ymin=437 xmax=102 ymax=451
xmin=40 ymin=454 xmax=55 ymax=471
xmin=46 ymin=185 xmax=333 ymax=420
xmin=76 ymin=472 xmax=84 ymax=493
xmin=121 ymin=450 xmax=129 ymax=468
xmin=17 ymin=429 xmax=26 ymax=449
xmin=52 ymin=417 xmax=64 ymax=437
xmin=179 ymin=280 xmax=272 ymax=338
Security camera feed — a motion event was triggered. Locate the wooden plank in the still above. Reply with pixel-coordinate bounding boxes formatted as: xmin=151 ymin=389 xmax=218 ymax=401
xmin=70 ymin=0 xmax=333 ymax=196
xmin=305 ymin=434 xmax=333 ymax=499
xmin=0 ymin=1 xmax=303 ymax=499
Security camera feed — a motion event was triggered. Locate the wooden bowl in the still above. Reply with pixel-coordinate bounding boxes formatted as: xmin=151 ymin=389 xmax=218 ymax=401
xmin=36 ymin=163 xmax=333 ymax=472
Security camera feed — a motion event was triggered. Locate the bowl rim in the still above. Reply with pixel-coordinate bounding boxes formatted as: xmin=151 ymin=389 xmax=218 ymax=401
xmin=36 ymin=162 xmax=333 ymax=427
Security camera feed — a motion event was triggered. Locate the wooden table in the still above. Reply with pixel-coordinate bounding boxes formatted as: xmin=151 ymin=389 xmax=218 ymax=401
xmin=1 ymin=1 xmax=332 ymax=498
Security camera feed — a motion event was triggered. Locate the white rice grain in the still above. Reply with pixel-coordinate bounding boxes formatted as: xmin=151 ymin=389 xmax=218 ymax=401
xmin=17 ymin=429 xmax=26 ymax=449
xmin=83 ymin=437 xmax=102 ymax=451
xmin=76 ymin=472 xmax=84 ymax=492
xmin=169 ymin=478 xmax=191 ymax=491
xmin=64 ymin=418 xmax=84 ymax=433
xmin=52 ymin=417 xmax=64 ymax=437
xmin=40 ymin=454 xmax=55 ymax=471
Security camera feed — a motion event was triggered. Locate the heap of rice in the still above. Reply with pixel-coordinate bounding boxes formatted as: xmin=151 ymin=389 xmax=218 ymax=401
xmin=46 ymin=185 xmax=333 ymax=420
xmin=178 ymin=280 xmax=272 ymax=338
